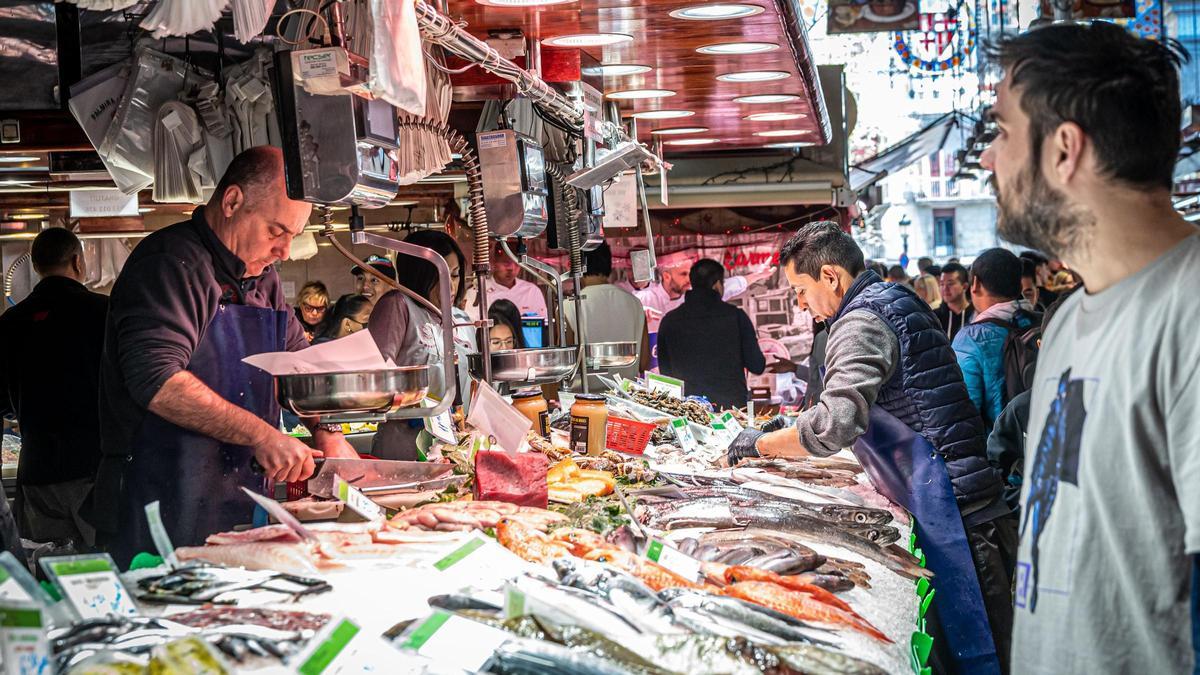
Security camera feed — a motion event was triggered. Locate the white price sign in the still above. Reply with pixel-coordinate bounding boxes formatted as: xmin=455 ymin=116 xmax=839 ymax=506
xmin=647 ymin=373 xmax=684 ymax=399
xmin=42 ymin=555 xmax=137 ymax=620
xmin=645 ymin=539 xmax=701 ymax=582
xmin=0 ymin=604 xmax=50 ymax=675
xmin=396 ymin=610 xmax=510 ymax=671
xmin=335 ymin=476 xmax=384 ymax=521
xmin=290 ymin=616 xmax=397 ymax=675
xmin=423 ymin=397 xmax=457 ymax=444
xmin=671 ymin=418 xmax=699 ymax=454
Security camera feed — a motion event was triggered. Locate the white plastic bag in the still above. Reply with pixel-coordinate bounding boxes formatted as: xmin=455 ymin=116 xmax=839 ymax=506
xmin=368 ymin=0 xmax=426 ymax=115
xmin=67 ymin=62 xmax=151 ymax=194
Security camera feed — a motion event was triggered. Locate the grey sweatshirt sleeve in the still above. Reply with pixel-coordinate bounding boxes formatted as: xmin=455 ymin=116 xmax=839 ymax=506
xmin=795 ymin=309 xmax=900 ymax=457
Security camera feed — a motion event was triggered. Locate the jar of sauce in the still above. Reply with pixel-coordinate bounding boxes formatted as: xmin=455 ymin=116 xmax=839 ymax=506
xmin=512 ymin=390 xmax=549 ymax=438
xmin=570 ymin=394 xmax=609 ymax=456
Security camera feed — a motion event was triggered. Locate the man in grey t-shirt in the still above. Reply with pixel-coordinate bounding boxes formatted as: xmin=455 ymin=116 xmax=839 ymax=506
xmin=982 ymin=24 xmax=1200 ymax=673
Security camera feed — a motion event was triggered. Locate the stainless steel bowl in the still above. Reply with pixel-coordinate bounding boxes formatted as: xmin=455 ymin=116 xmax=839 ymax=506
xmin=276 ymin=367 xmax=430 ymax=416
xmin=469 ymin=347 xmax=578 ymax=384
xmin=585 ymin=341 xmax=638 ymax=370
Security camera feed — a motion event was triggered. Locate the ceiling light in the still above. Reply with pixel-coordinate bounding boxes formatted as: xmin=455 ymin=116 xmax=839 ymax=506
xmin=735 ymin=93 xmax=801 ymax=104
xmin=650 ymin=127 xmax=709 ymax=135
xmin=765 ymin=141 xmax=816 ymax=148
xmin=8 ymin=213 xmax=47 ymax=220
xmin=718 ymin=70 xmax=790 ymax=83
xmin=670 ymin=3 xmax=764 ymax=20
xmin=755 ymin=129 xmax=810 ymax=137
xmin=477 ymin=0 xmax=576 ymax=6
xmin=697 ymin=42 xmax=778 ymax=55
xmin=744 ymin=111 xmax=806 ymax=121
xmin=0 ymin=180 xmax=30 ymax=186
xmin=629 ymin=109 xmax=695 ymax=120
xmin=607 ymin=89 xmax=676 ymax=100
xmin=138 ymin=207 xmax=155 ymax=213
xmin=543 ymin=33 xmax=633 ymax=47
xmin=582 ymin=63 xmax=652 ymax=76
xmin=0 ymin=156 xmax=38 ymax=163
xmin=664 ymin=138 xmax=719 ymax=146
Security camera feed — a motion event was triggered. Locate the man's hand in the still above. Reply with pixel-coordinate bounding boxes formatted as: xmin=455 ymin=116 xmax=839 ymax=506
xmin=253 ymin=430 xmax=317 ymax=483
xmin=314 ymin=430 xmax=359 ymax=460
xmin=767 ymin=358 xmax=797 ymax=374
xmin=726 ymin=429 xmax=764 ymax=466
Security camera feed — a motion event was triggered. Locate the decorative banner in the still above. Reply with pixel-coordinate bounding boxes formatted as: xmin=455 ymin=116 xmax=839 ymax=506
xmin=829 ymin=0 xmax=921 ymax=34
xmin=893 ymin=4 xmax=977 ymax=72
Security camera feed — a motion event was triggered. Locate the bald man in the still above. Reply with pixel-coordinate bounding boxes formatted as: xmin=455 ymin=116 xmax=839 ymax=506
xmin=90 ymin=147 xmax=356 ymax=566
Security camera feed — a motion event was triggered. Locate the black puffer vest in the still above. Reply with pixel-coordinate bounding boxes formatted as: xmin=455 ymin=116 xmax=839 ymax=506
xmin=831 ymin=271 xmax=1002 ymax=512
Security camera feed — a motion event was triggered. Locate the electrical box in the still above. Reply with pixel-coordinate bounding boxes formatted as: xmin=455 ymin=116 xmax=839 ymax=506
xmin=273 ymin=50 xmax=398 ymax=207
xmin=477 ymin=129 xmax=548 ymax=238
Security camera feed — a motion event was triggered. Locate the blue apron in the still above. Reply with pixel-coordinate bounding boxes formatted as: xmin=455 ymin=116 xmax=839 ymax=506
xmin=108 ymin=303 xmax=287 ymax=567
xmin=853 ymin=406 xmax=1000 ymax=675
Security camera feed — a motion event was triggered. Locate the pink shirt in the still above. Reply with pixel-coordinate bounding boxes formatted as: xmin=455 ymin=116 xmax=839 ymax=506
xmin=469 ymin=277 xmax=548 ymax=320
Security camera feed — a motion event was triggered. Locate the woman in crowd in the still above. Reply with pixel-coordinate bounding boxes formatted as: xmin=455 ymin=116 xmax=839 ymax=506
xmin=913 ymin=274 xmax=942 ymax=309
xmin=487 ymin=299 xmax=525 ymax=352
xmin=294 ymin=281 xmax=330 ymax=342
xmin=368 ymin=231 xmax=473 ymax=459
xmin=315 ymin=294 xmax=372 ymax=344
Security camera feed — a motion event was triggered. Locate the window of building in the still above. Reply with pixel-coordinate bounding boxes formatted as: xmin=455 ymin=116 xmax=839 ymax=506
xmin=933 ymin=209 xmax=955 ymax=256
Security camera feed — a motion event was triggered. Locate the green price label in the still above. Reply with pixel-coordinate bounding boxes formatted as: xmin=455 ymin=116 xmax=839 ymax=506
xmin=433 ymin=538 xmax=485 ymax=571
xmin=398 ymin=611 xmax=452 ymax=651
xmin=298 ymin=619 xmax=360 ymax=675
xmin=49 ymin=559 xmax=111 ymax=577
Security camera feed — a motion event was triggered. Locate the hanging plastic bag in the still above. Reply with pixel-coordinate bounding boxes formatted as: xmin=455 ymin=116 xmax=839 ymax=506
xmin=140 ymin=0 xmax=228 ymax=38
xmin=230 ymin=0 xmax=274 ymax=43
xmin=67 ymin=61 xmax=151 ymax=194
xmin=153 ymin=101 xmax=207 ymax=203
xmin=103 ymin=48 xmax=212 ymax=184
xmin=368 ymin=0 xmax=426 ymax=115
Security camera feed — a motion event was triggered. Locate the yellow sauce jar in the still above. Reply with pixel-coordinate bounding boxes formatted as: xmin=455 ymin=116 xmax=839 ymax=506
xmin=570 ymin=394 xmax=609 ymax=456
xmin=512 ymin=390 xmax=550 ymax=438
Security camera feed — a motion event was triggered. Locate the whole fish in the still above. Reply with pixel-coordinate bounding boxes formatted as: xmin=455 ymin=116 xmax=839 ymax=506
xmin=730 ymin=503 xmax=899 ymax=545
xmin=720 ymin=566 xmax=862 ymax=618
xmin=552 ymin=558 xmax=683 ymax=636
xmin=659 ymin=587 xmax=836 ymax=647
xmin=659 ymin=486 xmax=893 ymax=526
xmin=772 ymin=643 xmax=889 ymax=675
xmin=582 ymin=548 xmax=708 ymax=592
xmin=485 ymin=637 xmax=642 ymax=675
xmin=544 ymin=624 xmax=678 ymax=675
xmin=635 ymin=498 xmax=738 ymax=530
xmin=722 ymin=582 xmax=892 ymax=643
xmin=694 ymin=529 xmax=826 ymax=573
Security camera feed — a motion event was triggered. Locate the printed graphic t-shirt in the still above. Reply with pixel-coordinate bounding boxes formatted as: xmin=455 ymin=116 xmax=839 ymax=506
xmin=1012 ymin=234 xmax=1200 ymax=674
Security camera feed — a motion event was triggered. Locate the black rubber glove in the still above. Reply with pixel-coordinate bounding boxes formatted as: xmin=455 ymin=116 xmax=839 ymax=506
xmin=760 ymin=415 xmax=794 ymax=433
xmin=726 ymin=429 xmax=764 ymax=466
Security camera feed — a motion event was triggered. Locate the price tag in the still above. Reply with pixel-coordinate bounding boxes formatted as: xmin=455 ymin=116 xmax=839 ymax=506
xmin=422 ymin=397 xmax=457 ymax=445
xmin=144 ymin=500 xmax=178 ymax=568
xmin=41 ymin=554 xmax=137 ymax=620
xmin=467 ymin=384 xmax=532 ymax=453
xmin=0 ymin=555 xmax=37 ymax=605
xmin=291 ymin=616 xmax=397 ymax=675
xmin=647 ymin=373 xmax=684 ymax=399
xmin=721 ymin=412 xmax=744 ymax=434
xmin=0 ymin=603 xmax=50 ymax=675
xmin=396 ymin=610 xmax=510 ymax=671
xmin=335 ymin=477 xmax=384 ymax=521
xmin=671 ymin=418 xmax=699 ymax=453
xmin=645 ymin=539 xmax=701 ymax=582
xmin=710 ymin=421 xmax=736 ymax=445
xmin=431 ymin=534 xmax=532 ymax=582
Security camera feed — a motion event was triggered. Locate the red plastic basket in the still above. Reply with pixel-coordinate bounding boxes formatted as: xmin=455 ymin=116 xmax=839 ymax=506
xmin=605 ymin=416 xmax=656 ymax=455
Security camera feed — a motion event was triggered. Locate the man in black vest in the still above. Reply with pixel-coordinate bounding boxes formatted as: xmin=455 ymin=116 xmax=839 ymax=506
xmin=729 ymin=222 xmax=1016 ymax=673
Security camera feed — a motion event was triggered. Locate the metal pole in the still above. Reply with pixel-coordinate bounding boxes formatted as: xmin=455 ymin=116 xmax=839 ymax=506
xmin=629 ymin=117 xmax=659 ymax=274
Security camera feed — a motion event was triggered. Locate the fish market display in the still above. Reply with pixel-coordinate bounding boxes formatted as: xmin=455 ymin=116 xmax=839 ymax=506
xmin=737 ymin=457 xmax=862 ymax=487
xmin=723 ymin=582 xmax=891 ymax=643
xmin=136 ymin=563 xmax=330 ymax=604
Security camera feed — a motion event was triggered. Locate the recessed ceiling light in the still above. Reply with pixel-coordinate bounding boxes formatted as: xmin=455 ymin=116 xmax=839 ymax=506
xmin=138 ymin=207 xmax=155 ymax=213
xmin=543 ymin=33 xmax=634 ymax=47
xmin=0 ymin=156 xmax=38 ymax=163
xmin=754 ymin=129 xmax=810 ymax=137
xmin=607 ymin=89 xmax=676 ymax=100
xmin=582 ymin=63 xmax=653 ymax=76
xmin=697 ymin=42 xmax=778 ymax=55
xmin=717 ymin=70 xmax=790 ymax=83
xmin=670 ymin=3 xmax=764 ymax=20
xmin=735 ymin=93 xmax=801 ymax=104
xmin=765 ymin=141 xmax=816 ymax=148
xmin=477 ymin=0 xmax=576 ymax=6
xmin=744 ymin=111 xmax=807 ymax=121
xmin=629 ymin=109 xmax=695 ymax=120
xmin=665 ymin=138 xmax=719 ymax=146
xmin=8 ymin=213 xmax=47 ymax=220
xmin=650 ymin=127 xmax=709 ymax=135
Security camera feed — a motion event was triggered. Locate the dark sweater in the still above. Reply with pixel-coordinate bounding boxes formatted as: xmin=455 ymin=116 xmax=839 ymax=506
xmin=0 ymin=277 xmax=108 ymax=485
xmin=98 ymin=209 xmax=307 ymax=464
xmin=657 ymin=288 xmax=766 ymax=409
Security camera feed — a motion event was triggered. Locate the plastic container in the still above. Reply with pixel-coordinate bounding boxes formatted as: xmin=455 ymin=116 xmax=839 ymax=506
xmin=605 ymin=416 xmax=656 ymax=455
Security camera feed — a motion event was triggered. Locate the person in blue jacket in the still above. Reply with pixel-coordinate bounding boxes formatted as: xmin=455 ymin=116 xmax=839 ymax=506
xmin=952 ymin=248 xmax=1039 ymax=429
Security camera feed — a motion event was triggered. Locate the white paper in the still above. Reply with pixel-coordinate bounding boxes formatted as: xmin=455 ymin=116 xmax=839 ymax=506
xmin=467 ymin=385 xmax=532 ymax=453
xmin=242 ymin=330 xmax=393 ymax=375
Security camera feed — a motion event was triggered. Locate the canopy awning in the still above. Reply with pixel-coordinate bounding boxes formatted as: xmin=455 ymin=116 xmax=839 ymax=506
xmin=850 ymin=112 xmax=967 ymax=192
